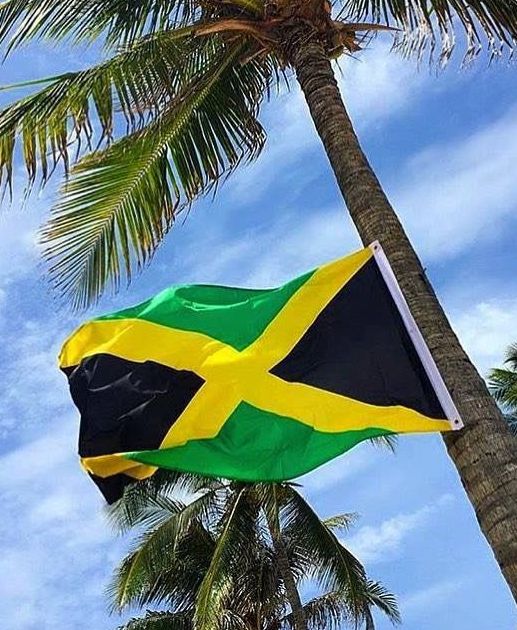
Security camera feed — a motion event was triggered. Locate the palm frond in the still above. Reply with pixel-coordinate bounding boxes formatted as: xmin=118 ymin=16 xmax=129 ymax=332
xmin=108 ymin=491 xmax=220 ymax=611
xmin=0 ymin=0 xmax=264 ymax=52
xmin=488 ymin=367 xmax=517 ymax=409
xmin=504 ymin=343 xmax=517 ymax=370
xmin=282 ymin=591 xmax=354 ymax=630
xmin=322 ymin=513 xmax=359 ymax=533
xmin=361 ymin=580 xmax=400 ymax=625
xmin=340 ymin=0 xmax=517 ymax=63
xmin=504 ymin=414 xmax=517 ymax=436
xmin=0 ymin=0 xmax=193 ymax=52
xmin=118 ymin=609 xmax=194 ymax=630
xmin=194 ymin=485 xmax=259 ymax=630
xmin=280 ymin=486 xmax=369 ymax=620
xmin=233 ymin=543 xmax=287 ymax=623
xmin=368 ymin=433 xmax=398 ymax=452
xmin=0 ymin=28 xmax=201 ymax=191
xmin=40 ymin=41 xmax=270 ymax=308
xmin=280 ymin=582 xmax=399 ymax=630
xmin=107 ymin=469 xmax=224 ymax=534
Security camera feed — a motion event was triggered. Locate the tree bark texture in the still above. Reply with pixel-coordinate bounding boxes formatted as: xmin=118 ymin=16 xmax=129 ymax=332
xmin=286 ymin=29 xmax=517 ymax=602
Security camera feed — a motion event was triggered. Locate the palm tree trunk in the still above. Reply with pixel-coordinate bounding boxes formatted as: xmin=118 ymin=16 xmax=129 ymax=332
xmin=265 ymin=489 xmax=308 ymax=630
xmin=286 ymin=31 xmax=517 ymax=601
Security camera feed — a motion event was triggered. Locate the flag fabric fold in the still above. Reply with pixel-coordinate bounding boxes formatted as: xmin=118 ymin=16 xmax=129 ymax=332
xmin=60 ymin=244 xmax=458 ymax=503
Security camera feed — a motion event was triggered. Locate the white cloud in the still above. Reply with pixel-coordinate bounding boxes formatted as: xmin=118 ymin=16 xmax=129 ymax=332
xmin=400 ymin=578 xmax=467 ymax=617
xmin=300 ymin=447 xmax=379 ymax=495
xmin=0 ymin=423 xmax=122 ymax=630
xmin=176 ymin=206 xmax=358 ymax=288
xmin=0 ymin=315 xmax=73 ymax=438
xmin=394 ymin=106 xmax=517 ymax=260
xmin=345 ymin=494 xmax=454 ymax=564
xmin=242 ymin=209 xmax=358 ymax=286
xmin=339 ymin=39 xmax=428 ymax=130
xmin=226 ymin=40 xmax=431 ymax=205
xmin=0 ymin=209 xmax=39 ymax=288
xmin=450 ymin=298 xmax=517 ymax=377
xmin=0 ymin=275 xmax=118 ymax=627
xmin=185 ymin=100 xmax=517 ymax=295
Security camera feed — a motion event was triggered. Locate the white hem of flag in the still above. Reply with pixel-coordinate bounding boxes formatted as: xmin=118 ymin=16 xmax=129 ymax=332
xmin=369 ymin=241 xmax=463 ymax=430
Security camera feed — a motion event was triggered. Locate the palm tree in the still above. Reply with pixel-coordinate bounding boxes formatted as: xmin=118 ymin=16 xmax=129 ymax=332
xmin=107 ymin=470 xmax=400 ymax=630
xmin=0 ymin=0 xmax=516 ymax=599
xmin=489 ymin=344 xmax=517 ymax=437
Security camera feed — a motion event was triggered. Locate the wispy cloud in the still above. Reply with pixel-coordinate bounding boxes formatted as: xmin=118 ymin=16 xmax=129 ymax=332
xmin=0 ymin=207 xmax=39 ymax=288
xmin=0 ymin=421 xmax=121 ymax=629
xmin=338 ymin=39 xmax=428 ymax=130
xmin=400 ymin=577 xmax=467 ymax=618
xmin=0 ymin=313 xmax=73 ymax=439
xmin=393 ymin=105 xmax=517 ymax=260
xmin=174 ymin=206 xmax=358 ymax=288
xmin=178 ymin=99 xmax=517 ymax=296
xmin=450 ymin=298 xmax=517 ymax=377
xmin=300 ymin=447 xmax=381 ymax=496
xmin=225 ymin=40 xmax=431 ymax=206
xmin=344 ymin=494 xmax=454 ymax=565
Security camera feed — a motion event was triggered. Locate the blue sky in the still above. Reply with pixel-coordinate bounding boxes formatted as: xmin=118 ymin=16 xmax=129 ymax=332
xmin=1 ymin=33 xmax=517 ymax=630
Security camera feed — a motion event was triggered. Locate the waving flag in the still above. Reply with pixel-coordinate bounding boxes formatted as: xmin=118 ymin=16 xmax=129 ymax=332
xmin=60 ymin=242 xmax=462 ymax=502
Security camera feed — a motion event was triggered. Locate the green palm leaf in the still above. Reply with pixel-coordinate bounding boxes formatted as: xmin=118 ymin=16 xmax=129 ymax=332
xmin=280 ymin=585 xmax=399 ymax=630
xmin=108 ymin=475 xmax=398 ymax=630
xmin=489 ymin=343 xmax=517 ymax=430
xmin=108 ymin=491 xmax=219 ymax=611
xmin=107 ymin=469 xmax=224 ymax=534
xmin=39 ymin=41 xmax=269 ymax=308
xmin=340 ymin=0 xmax=517 ymax=61
xmin=504 ymin=343 xmax=517 ymax=371
xmin=280 ymin=485 xmax=369 ymax=620
xmin=0 ymin=0 xmax=192 ymax=51
xmin=361 ymin=580 xmax=401 ymax=625
xmin=194 ymin=484 xmax=259 ymax=630
xmin=0 ymin=28 xmax=200 ymax=189
xmin=505 ymin=415 xmax=517 ymax=436
xmin=489 ymin=368 xmax=517 ymax=409
xmin=118 ymin=609 xmax=194 ymax=630
xmin=0 ymin=0 xmax=262 ymax=52
xmin=322 ymin=513 xmax=359 ymax=533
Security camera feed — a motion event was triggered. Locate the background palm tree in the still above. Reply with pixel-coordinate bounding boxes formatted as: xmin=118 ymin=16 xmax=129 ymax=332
xmin=107 ymin=470 xmax=400 ymax=630
xmin=489 ymin=344 xmax=517 ymax=437
xmin=0 ymin=0 xmax=516 ymax=599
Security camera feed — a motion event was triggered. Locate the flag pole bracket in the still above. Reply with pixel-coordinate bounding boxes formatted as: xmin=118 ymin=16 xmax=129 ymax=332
xmin=369 ymin=241 xmax=463 ymax=431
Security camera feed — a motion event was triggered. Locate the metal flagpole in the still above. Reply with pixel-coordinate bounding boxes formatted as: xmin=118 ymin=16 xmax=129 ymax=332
xmin=369 ymin=240 xmax=463 ymax=430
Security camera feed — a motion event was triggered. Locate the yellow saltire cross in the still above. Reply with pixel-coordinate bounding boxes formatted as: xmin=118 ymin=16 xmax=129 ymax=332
xmin=60 ymin=248 xmax=450 ymax=481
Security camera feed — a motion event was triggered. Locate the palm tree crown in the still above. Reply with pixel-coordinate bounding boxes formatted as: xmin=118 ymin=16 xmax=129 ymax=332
xmin=0 ymin=0 xmax=516 ymax=307
xmin=107 ymin=470 xmax=400 ymax=630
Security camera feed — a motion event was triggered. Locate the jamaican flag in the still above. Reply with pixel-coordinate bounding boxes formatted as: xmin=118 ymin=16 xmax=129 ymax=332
xmin=60 ymin=243 xmax=461 ymax=503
